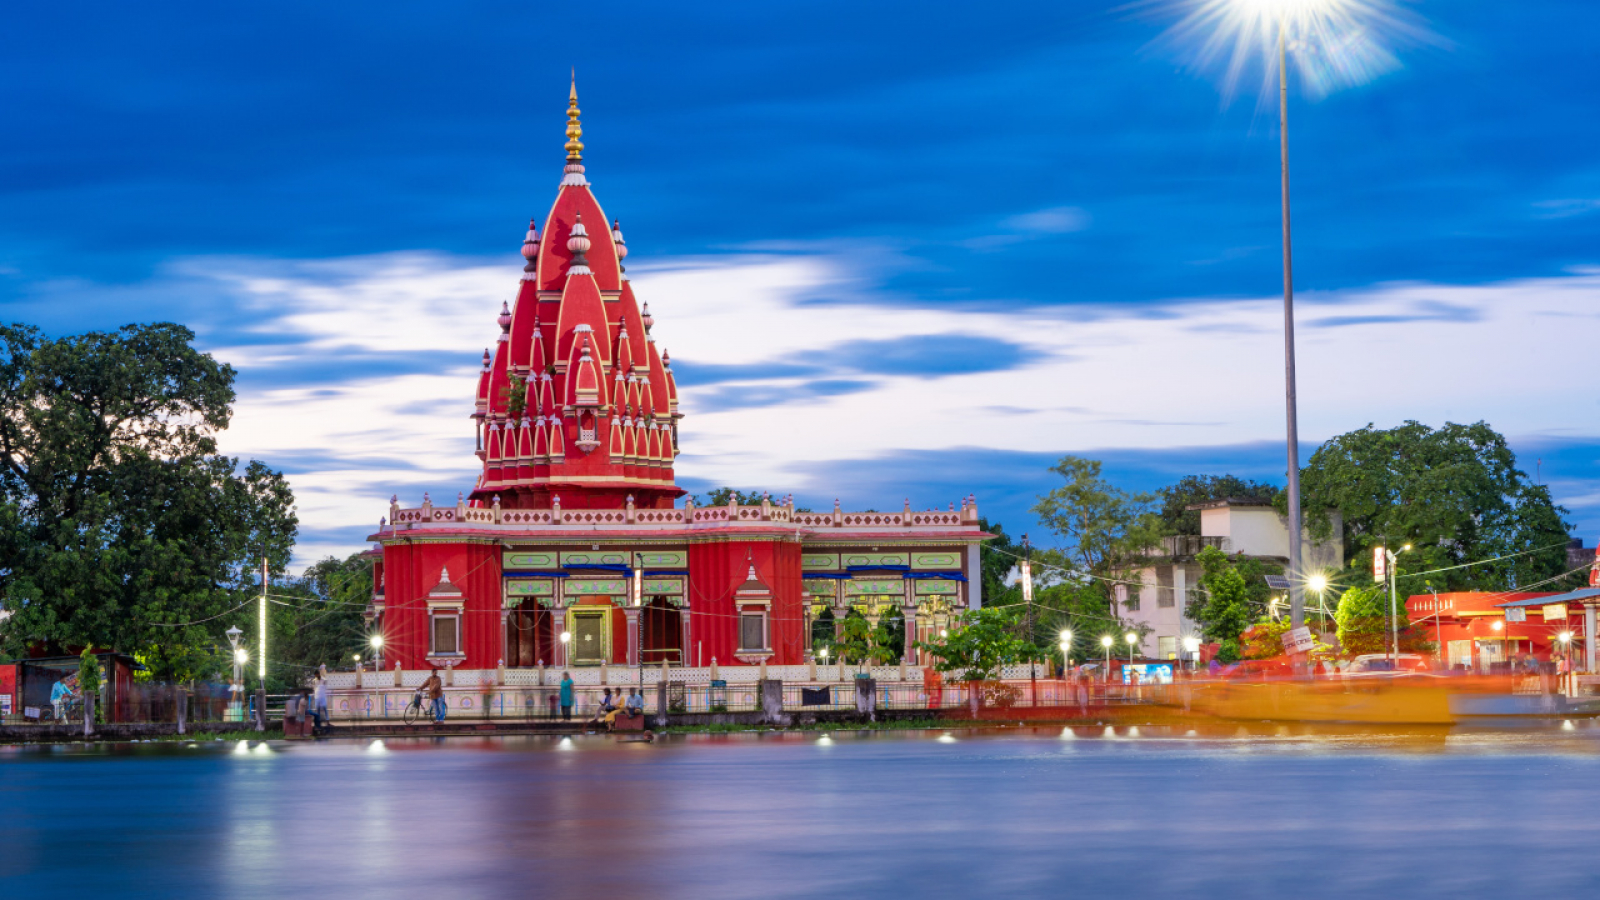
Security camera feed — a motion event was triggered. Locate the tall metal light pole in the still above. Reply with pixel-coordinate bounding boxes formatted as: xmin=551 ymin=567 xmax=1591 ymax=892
xmin=258 ymin=557 xmax=268 ymax=687
xmin=1278 ymin=27 xmax=1305 ymax=631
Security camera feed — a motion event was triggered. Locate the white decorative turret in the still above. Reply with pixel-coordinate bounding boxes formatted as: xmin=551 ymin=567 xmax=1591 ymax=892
xmin=612 ymin=219 xmax=627 ymax=263
xmin=567 ymin=213 xmax=592 ymax=275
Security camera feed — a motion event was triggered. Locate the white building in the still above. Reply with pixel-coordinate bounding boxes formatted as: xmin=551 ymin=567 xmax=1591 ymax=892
xmin=1121 ymin=498 xmax=1344 ymax=660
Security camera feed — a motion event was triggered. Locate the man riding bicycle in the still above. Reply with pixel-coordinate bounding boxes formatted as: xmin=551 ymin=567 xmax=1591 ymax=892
xmin=418 ymin=668 xmax=446 ymax=723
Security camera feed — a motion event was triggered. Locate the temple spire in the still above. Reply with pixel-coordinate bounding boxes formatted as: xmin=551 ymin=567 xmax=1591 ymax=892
xmin=565 ymin=74 xmax=584 ymax=162
xmin=561 ymin=74 xmax=588 ymax=186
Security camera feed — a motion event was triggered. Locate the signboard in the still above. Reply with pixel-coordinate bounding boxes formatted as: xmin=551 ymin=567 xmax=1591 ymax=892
xmin=1373 ymin=546 xmax=1387 ymax=583
xmin=1281 ymin=625 xmax=1316 ymax=654
xmin=1543 ymin=603 xmax=1568 ymax=621
xmin=0 ymin=663 xmax=14 ymax=714
xmin=1506 ymin=608 xmax=1526 ymax=623
xmin=1121 ymin=663 xmax=1173 ymax=685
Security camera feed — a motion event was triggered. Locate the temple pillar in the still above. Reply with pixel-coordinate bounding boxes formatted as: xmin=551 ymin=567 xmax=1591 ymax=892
xmin=1586 ymin=604 xmax=1597 ymax=674
xmin=553 ymin=605 xmax=568 ymax=668
xmin=680 ymin=605 xmax=693 ymax=667
xmin=902 ymin=604 xmax=918 ymax=665
xmin=625 ymin=607 xmax=641 ymax=666
xmin=499 ymin=609 xmax=510 ymax=668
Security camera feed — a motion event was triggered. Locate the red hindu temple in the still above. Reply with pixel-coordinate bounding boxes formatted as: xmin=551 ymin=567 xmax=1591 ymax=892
xmin=365 ymin=83 xmax=986 ymax=675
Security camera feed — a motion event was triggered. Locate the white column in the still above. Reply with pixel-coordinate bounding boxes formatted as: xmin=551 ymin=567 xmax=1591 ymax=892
xmin=625 ymin=607 xmax=641 ymax=667
xmin=1586 ymin=604 xmax=1597 ymax=674
xmin=966 ymin=544 xmax=982 ymax=610
xmin=901 ymin=604 xmax=918 ymax=665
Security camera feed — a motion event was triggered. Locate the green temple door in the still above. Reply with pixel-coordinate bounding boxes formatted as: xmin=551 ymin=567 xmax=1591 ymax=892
xmin=571 ymin=608 xmax=610 ymax=665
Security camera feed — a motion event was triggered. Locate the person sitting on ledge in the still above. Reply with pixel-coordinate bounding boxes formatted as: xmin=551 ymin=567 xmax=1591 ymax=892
xmin=625 ymin=690 xmax=644 ymax=716
xmin=589 ymin=688 xmax=615 ymax=728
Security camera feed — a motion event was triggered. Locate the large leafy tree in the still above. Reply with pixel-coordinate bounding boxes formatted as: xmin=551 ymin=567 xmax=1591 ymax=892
xmin=1157 ymin=474 xmax=1281 ymax=535
xmin=1299 ymin=421 xmax=1574 ymax=592
xmin=1030 ymin=457 xmax=1163 ymax=641
xmin=0 ymin=323 xmax=297 ymax=675
xmin=266 ymin=553 xmax=374 ymax=689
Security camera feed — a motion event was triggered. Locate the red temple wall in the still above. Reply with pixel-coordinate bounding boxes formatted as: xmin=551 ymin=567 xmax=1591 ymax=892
xmin=379 ymin=540 xmax=502 ymax=671
xmin=686 ymin=539 xmax=802 ymax=666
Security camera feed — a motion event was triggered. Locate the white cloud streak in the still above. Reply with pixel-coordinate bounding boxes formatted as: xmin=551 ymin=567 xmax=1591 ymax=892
xmin=183 ymin=251 xmax=1600 ymax=563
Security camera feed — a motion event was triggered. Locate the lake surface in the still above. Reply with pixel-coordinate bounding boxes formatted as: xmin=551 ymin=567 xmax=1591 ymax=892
xmin=5 ymin=723 xmax=1600 ymax=898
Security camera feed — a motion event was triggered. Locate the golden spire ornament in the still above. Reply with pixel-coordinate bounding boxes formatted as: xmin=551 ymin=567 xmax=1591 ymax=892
xmin=565 ymin=74 xmax=583 ymax=162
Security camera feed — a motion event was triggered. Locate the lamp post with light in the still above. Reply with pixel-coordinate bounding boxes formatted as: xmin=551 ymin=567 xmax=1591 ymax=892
xmin=225 ymin=626 xmax=245 ymax=718
xmin=1125 ymin=632 xmax=1138 ymax=665
xmin=559 ymin=630 xmax=571 ymax=669
xmin=1059 ymin=629 xmax=1073 ymax=679
xmin=1378 ymin=544 xmax=1412 ymax=663
xmin=1100 ymin=635 xmax=1114 ymax=682
xmin=370 ymin=634 xmax=384 ymax=672
xmin=1183 ymin=636 xmax=1201 ymax=672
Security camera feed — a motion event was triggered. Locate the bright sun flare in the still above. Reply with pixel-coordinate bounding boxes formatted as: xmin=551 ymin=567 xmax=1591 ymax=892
xmin=1153 ymin=0 xmax=1444 ymax=101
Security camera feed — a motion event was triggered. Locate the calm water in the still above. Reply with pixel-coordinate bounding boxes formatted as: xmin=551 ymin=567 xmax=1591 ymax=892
xmin=5 ymin=724 xmax=1600 ymax=898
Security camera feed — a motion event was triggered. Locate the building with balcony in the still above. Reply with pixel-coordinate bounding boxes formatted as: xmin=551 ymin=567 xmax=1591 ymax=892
xmin=1122 ymin=498 xmax=1344 ymax=659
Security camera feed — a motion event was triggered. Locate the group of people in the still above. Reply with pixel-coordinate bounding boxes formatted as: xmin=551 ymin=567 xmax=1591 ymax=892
xmin=588 ymin=686 xmax=644 ymax=731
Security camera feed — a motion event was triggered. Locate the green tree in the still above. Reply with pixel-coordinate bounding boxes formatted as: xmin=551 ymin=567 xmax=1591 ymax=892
xmin=1299 ymin=421 xmax=1574 ymax=592
xmin=0 ymin=323 xmax=298 ymax=674
xmin=976 ymin=517 xmax=1022 ymax=608
xmin=267 ymin=553 xmax=374 ymax=689
xmin=1030 ymin=457 xmax=1164 ymax=639
xmin=830 ymin=609 xmax=898 ymax=666
xmin=916 ymin=605 xmax=1039 ymax=694
xmin=1157 ymin=474 xmax=1281 ymax=535
xmin=1191 ymin=546 xmax=1257 ymax=662
xmin=1333 ymin=585 xmax=1391 ymax=656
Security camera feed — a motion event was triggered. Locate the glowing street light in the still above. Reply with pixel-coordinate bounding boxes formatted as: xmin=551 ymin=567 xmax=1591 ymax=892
xmin=1155 ymin=0 xmax=1437 ymax=632
xmin=1182 ymin=635 xmax=1202 ymax=670
xmin=369 ymin=634 xmax=384 ymax=649
xmin=1059 ymin=630 xmax=1073 ymax=673
xmin=1125 ymin=632 xmax=1139 ymax=664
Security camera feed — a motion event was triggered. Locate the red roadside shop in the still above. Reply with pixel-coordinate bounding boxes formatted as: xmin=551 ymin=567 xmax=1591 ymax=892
xmin=1407 ymin=590 xmax=1597 ymax=672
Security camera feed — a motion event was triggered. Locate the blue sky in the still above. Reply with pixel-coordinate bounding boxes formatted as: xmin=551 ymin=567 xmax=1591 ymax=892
xmin=5 ymin=1 xmax=1600 ymax=563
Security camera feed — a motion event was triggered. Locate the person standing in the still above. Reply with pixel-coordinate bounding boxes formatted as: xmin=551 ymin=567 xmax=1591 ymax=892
xmin=420 ymin=668 xmax=445 ymax=723
xmin=559 ymin=672 xmax=574 ymax=721
xmin=311 ymin=671 xmax=329 ymax=730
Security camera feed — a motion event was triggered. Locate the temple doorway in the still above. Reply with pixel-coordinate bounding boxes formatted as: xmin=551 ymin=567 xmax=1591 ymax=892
xmin=570 ymin=604 xmax=611 ymax=665
xmin=641 ymin=596 xmax=683 ymax=665
xmin=505 ymin=604 xmax=556 ymax=667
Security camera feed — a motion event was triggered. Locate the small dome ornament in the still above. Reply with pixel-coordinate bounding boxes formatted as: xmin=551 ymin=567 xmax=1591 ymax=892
xmin=481 ymin=349 xmax=491 ymax=371
xmin=611 ymin=219 xmax=627 ymax=266
xmin=641 ymin=302 xmax=653 ymax=333
xmin=521 ymin=218 xmax=538 ymax=260
xmin=497 ymin=301 xmax=513 ymax=334
xmin=567 ymin=213 xmax=592 ymax=275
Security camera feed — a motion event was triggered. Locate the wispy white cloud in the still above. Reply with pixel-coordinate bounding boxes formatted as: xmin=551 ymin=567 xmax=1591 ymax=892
xmin=151 ymin=251 xmax=1600 ymax=563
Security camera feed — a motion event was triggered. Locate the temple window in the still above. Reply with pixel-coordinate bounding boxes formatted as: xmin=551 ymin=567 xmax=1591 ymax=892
xmin=739 ymin=611 xmax=768 ymax=652
xmin=431 ymin=612 xmax=461 ymax=655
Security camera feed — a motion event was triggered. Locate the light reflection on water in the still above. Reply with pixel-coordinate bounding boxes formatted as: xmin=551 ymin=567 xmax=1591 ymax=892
xmin=5 ymin=725 xmax=1600 ymax=898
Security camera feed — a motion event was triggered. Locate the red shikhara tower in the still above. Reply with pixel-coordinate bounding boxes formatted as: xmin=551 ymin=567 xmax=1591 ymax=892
xmin=472 ymin=81 xmax=683 ymax=511
xmin=368 ymin=82 xmax=986 ymax=678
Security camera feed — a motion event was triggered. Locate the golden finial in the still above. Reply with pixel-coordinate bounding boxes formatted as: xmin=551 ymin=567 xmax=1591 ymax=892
xmin=565 ymin=72 xmax=583 ymax=162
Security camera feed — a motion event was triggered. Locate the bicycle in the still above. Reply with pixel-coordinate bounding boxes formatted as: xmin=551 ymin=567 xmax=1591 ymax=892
xmin=403 ymin=692 xmax=446 ymax=725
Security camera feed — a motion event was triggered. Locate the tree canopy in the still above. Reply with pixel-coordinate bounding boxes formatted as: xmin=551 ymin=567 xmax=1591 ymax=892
xmin=1299 ymin=420 xmax=1574 ymax=592
xmin=1157 ymin=474 xmax=1281 ymax=535
xmin=0 ymin=323 xmax=297 ymax=674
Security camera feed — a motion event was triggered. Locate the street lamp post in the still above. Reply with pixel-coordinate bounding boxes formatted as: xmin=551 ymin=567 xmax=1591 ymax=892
xmin=1100 ymin=635 xmax=1114 ymax=682
xmin=1383 ymin=545 xmax=1412 ymax=663
xmin=1060 ymin=629 xmax=1073 ymax=679
xmin=1182 ymin=636 xmax=1201 ymax=672
xmin=1125 ymin=632 xmax=1138 ymax=664
xmin=370 ymin=634 xmax=384 ymax=672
